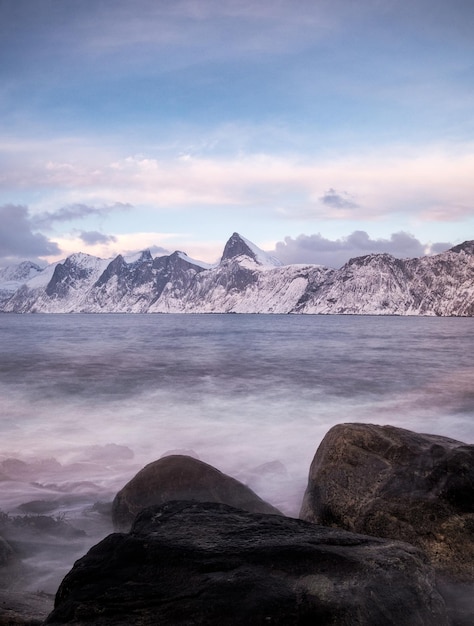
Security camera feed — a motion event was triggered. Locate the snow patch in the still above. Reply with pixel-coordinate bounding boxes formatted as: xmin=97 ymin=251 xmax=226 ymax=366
xmin=176 ymin=251 xmax=214 ymax=269
xmin=239 ymin=234 xmax=283 ymax=268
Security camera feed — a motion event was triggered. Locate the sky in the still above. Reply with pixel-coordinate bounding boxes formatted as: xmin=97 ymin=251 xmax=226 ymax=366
xmin=1 ymin=0 xmax=474 ymax=269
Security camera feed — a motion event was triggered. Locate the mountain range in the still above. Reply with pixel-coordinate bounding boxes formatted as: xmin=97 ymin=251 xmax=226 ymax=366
xmin=1 ymin=233 xmax=473 ymax=315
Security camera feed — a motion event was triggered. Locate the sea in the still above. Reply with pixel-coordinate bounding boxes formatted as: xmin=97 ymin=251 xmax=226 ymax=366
xmin=0 ymin=313 xmax=473 ymax=593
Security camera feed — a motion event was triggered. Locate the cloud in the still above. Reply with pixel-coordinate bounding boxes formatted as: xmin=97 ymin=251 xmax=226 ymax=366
xmin=430 ymin=241 xmax=454 ymax=254
xmin=148 ymin=244 xmax=172 ymax=256
xmin=272 ymin=231 xmax=453 ymax=268
xmin=320 ymin=188 xmax=358 ymax=210
xmin=47 ymin=232 xmax=223 ymax=266
xmin=76 ymin=231 xmax=171 ymax=256
xmin=0 ymin=204 xmax=61 ymax=264
xmin=3 ymin=144 xmax=473 ymax=227
xmin=32 ymin=202 xmax=132 ymax=229
xmin=79 ymin=231 xmax=117 ymax=246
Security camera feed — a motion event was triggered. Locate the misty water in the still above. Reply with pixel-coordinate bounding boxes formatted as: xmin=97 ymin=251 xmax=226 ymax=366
xmin=1 ymin=313 xmax=473 ymax=596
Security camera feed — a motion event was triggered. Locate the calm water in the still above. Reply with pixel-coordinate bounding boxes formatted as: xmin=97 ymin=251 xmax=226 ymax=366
xmin=0 ymin=313 xmax=473 ymax=591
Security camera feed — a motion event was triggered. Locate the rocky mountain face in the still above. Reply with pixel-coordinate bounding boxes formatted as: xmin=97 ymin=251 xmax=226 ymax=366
xmin=1 ymin=233 xmax=474 ymax=315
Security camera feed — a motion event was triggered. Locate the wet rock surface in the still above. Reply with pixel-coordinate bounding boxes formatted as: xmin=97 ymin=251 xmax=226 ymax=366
xmin=45 ymin=501 xmax=448 ymax=625
xmin=300 ymin=423 xmax=474 ymax=582
xmin=112 ymin=454 xmax=281 ymax=531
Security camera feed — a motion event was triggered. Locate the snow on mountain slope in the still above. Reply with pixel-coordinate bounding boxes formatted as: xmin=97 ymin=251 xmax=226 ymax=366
xmin=4 ymin=254 xmax=110 ymax=313
xmin=296 ymin=244 xmax=474 ymax=315
xmin=221 ymin=232 xmax=282 ymax=267
xmin=0 ymin=261 xmax=44 ymax=306
xmin=86 ymin=250 xmax=207 ymax=313
xmin=0 ymin=261 xmax=43 ymax=284
xmin=1 ymin=234 xmax=473 ymax=316
xmin=403 ymin=246 xmax=474 ymax=316
xmin=162 ymin=261 xmax=330 ymax=314
xmin=296 ymin=253 xmax=413 ymax=315
xmin=176 ymin=251 xmax=214 ymax=270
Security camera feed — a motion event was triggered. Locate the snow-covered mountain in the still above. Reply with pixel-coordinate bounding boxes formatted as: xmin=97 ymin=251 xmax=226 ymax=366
xmin=0 ymin=260 xmax=44 ymax=307
xmin=295 ymin=241 xmax=474 ymax=316
xmin=1 ymin=233 xmax=473 ymax=315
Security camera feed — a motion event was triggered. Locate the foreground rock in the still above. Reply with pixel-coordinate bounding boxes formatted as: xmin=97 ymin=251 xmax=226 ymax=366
xmin=112 ymin=455 xmax=280 ymax=530
xmin=45 ymin=501 xmax=448 ymax=625
xmin=300 ymin=423 xmax=474 ymax=582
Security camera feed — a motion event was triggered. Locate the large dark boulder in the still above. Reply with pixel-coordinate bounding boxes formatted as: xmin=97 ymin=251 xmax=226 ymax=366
xmin=112 ymin=455 xmax=280 ymax=530
xmin=300 ymin=423 xmax=474 ymax=582
xmin=45 ymin=501 xmax=448 ymax=625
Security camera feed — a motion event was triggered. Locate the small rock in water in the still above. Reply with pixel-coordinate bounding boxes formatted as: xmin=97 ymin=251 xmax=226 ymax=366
xmin=17 ymin=500 xmax=58 ymax=515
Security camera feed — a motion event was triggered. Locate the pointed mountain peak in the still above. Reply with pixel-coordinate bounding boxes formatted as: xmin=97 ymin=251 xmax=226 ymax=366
xmin=221 ymin=233 xmax=282 ymax=267
xmin=64 ymin=252 xmax=104 ymax=269
xmin=221 ymin=233 xmax=255 ymax=262
xmin=165 ymin=250 xmax=212 ymax=270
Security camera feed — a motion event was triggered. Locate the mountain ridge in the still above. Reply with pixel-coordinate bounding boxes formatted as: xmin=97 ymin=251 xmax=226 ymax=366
xmin=1 ymin=233 xmax=473 ymax=315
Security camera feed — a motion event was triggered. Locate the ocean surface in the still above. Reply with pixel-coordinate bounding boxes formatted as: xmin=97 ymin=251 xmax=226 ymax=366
xmin=1 ymin=313 xmax=473 ymax=592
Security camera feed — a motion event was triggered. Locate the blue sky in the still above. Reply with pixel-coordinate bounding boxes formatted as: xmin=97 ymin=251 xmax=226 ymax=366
xmin=1 ymin=0 xmax=473 ymax=268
